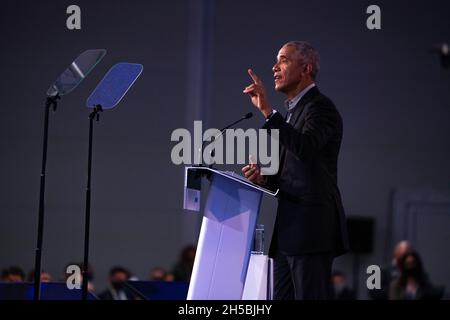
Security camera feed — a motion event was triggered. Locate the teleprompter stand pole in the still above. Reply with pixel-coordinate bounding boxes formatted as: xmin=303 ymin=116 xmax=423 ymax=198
xmin=34 ymin=95 xmax=60 ymax=301
xmin=82 ymin=104 xmax=102 ymax=300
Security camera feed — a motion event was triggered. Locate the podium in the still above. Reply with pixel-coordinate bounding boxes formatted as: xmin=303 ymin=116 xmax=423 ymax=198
xmin=183 ymin=166 xmax=278 ymax=300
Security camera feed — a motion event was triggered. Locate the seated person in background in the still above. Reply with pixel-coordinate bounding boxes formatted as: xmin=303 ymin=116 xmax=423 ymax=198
xmin=27 ymin=269 xmax=52 ymax=283
xmin=1 ymin=266 xmax=25 ymax=282
xmin=149 ymin=267 xmax=167 ymax=281
xmin=389 ymin=251 xmax=443 ymax=300
xmin=331 ymin=271 xmax=355 ymax=300
xmin=172 ymin=245 xmax=196 ymax=282
xmin=369 ymin=240 xmax=413 ymax=300
xmin=99 ymin=266 xmax=135 ymax=300
xmin=390 ymin=240 xmax=414 ymax=279
xmin=149 ymin=267 xmax=175 ymax=282
xmin=164 ymin=272 xmax=175 ymax=282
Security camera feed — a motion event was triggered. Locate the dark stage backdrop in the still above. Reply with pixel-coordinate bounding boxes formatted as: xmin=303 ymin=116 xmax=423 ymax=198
xmin=1 ymin=0 xmax=449 ymax=297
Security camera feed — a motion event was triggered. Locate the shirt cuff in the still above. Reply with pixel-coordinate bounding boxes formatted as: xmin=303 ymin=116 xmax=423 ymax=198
xmin=265 ymin=109 xmax=277 ymax=122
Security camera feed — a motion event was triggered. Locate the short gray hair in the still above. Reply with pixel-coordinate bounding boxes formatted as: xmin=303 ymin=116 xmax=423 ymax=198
xmin=283 ymin=41 xmax=320 ymax=79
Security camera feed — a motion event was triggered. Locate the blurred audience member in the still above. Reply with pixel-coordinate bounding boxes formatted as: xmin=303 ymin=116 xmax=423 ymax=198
xmin=149 ymin=267 xmax=175 ymax=282
xmin=1 ymin=266 xmax=25 ymax=282
xmin=391 ymin=240 xmax=413 ymax=278
xmin=172 ymin=245 xmax=196 ymax=282
xmin=389 ymin=251 xmax=443 ymax=300
xmin=369 ymin=240 xmax=413 ymax=300
xmin=165 ymin=272 xmax=175 ymax=282
xmin=150 ymin=267 xmax=167 ymax=281
xmin=99 ymin=266 xmax=135 ymax=300
xmin=27 ymin=269 xmax=52 ymax=283
xmin=331 ymin=271 xmax=355 ymax=300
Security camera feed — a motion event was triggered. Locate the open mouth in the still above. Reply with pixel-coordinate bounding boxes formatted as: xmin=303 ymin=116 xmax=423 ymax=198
xmin=274 ymin=74 xmax=282 ymax=82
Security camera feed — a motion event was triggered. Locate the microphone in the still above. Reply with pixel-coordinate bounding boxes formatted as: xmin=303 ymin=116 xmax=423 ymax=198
xmin=218 ymin=112 xmax=253 ymax=133
xmin=199 ymin=112 xmax=253 ymax=166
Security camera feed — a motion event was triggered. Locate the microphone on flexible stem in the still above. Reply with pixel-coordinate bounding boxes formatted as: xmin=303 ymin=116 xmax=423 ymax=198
xmin=198 ymin=112 xmax=253 ymax=167
xmin=218 ymin=112 xmax=253 ymax=132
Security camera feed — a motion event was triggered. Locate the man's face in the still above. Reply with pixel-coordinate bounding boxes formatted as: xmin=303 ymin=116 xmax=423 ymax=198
xmin=110 ymin=271 xmax=128 ymax=290
xmin=272 ymin=45 xmax=304 ymax=93
xmin=111 ymin=271 xmax=128 ymax=284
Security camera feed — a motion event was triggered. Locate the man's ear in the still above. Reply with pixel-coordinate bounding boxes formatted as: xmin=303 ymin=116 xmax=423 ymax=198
xmin=304 ymin=63 xmax=313 ymax=76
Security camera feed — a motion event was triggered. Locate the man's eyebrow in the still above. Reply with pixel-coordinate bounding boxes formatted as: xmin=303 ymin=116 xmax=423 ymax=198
xmin=277 ymin=54 xmax=289 ymax=60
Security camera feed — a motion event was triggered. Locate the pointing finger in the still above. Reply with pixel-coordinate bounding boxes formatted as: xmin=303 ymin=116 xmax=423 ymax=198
xmin=248 ymin=69 xmax=261 ymax=84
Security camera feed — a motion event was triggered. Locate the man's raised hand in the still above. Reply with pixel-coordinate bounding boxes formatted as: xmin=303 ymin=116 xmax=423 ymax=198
xmin=243 ymin=69 xmax=273 ymax=118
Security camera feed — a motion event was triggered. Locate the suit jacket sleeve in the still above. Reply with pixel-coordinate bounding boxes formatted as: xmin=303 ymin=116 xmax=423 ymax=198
xmin=262 ymin=100 xmax=340 ymax=161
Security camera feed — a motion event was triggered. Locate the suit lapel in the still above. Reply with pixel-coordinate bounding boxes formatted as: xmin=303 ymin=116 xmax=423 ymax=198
xmin=288 ymin=86 xmax=319 ymax=128
xmin=278 ymin=87 xmax=320 ymax=173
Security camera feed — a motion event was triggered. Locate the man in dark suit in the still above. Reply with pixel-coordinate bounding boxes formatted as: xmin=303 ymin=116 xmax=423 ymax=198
xmin=98 ymin=266 xmax=136 ymax=300
xmin=242 ymin=41 xmax=349 ymax=300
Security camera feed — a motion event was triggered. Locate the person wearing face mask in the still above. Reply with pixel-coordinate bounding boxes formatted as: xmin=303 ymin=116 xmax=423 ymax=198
xmin=242 ymin=41 xmax=348 ymax=300
xmin=99 ymin=266 xmax=135 ymax=300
